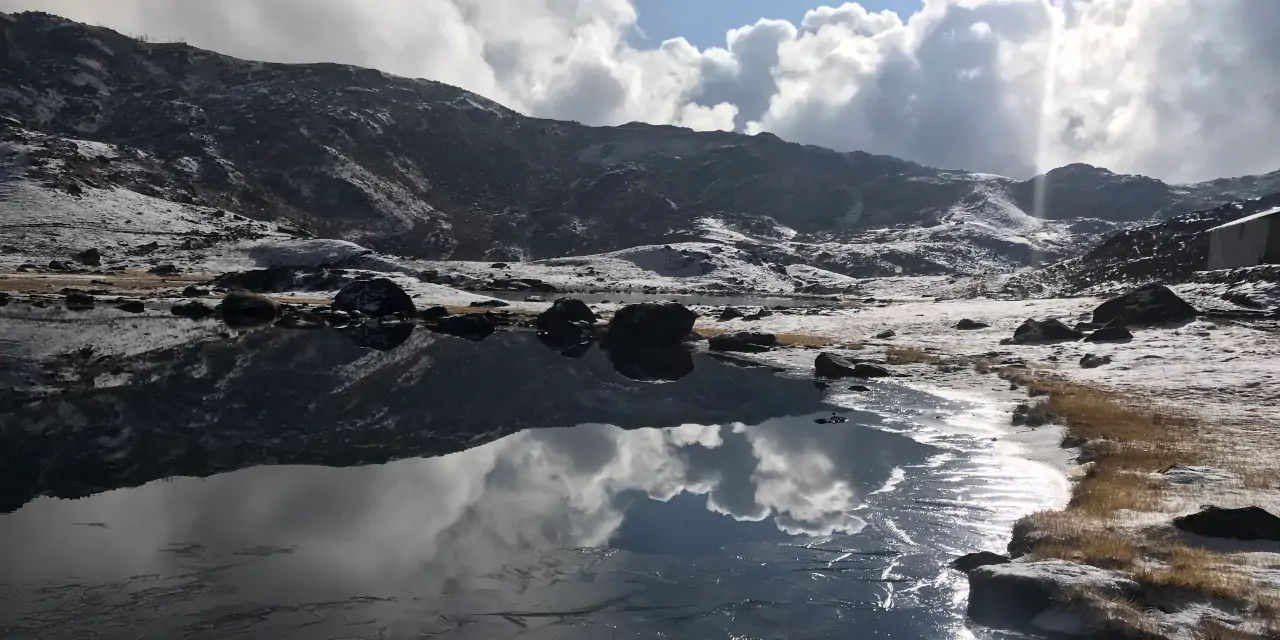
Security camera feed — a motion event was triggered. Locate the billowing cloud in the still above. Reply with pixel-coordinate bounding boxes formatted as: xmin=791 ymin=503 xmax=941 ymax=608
xmin=3 ymin=0 xmax=1279 ymax=181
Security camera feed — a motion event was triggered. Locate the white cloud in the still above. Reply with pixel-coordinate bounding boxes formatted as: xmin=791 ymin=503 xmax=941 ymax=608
xmin=4 ymin=0 xmax=1279 ymax=181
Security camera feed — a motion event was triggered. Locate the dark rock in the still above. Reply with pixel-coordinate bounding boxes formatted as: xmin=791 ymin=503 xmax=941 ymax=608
xmin=536 ymin=298 xmax=597 ymax=335
xmin=708 ymin=331 xmax=777 ymax=353
xmin=603 ymin=303 xmax=696 ymax=349
xmin=815 ymin=352 xmax=892 ymax=378
xmin=967 ymin=560 xmax=1139 ymax=633
xmin=951 ymin=552 xmax=1009 ymax=574
xmin=743 ymin=308 xmax=773 ymax=321
xmin=130 ymin=241 xmax=160 ymax=255
xmin=1092 ymin=283 xmax=1197 ymax=326
xmin=219 ymin=291 xmax=280 ymax=328
xmin=416 ymin=306 xmax=448 ymax=321
xmin=1222 ymin=291 xmax=1262 ymax=309
xmin=1079 ymin=353 xmax=1112 ymax=369
xmin=1011 ymin=402 xmax=1047 ymax=427
xmin=955 ymin=318 xmax=990 ymax=330
xmin=47 ymin=260 xmax=72 ymax=271
xmin=874 ymin=329 xmax=896 ymax=339
xmin=1172 ymin=506 xmax=1280 ymax=541
xmin=469 ymin=299 xmax=510 ymax=308
xmin=182 ymin=285 xmax=209 ymax=297
xmin=73 ymin=248 xmax=102 ymax=266
xmin=0 ymin=292 xmax=10 ymax=307
xmin=848 ymin=384 xmax=870 ymax=392
xmin=114 ymin=300 xmax=145 ymax=313
xmin=718 ymin=306 xmax=744 ymax=321
xmin=333 ymin=278 xmax=415 ymax=317
xmin=1002 ymin=318 xmax=1084 ymax=345
xmin=341 ymin=323 xmax=414 ymax=351
xmin=275 ymin=309 xmax=325 ymax=329
xmin=148 ymin=264 xmax=179 ymax=276
xmin=490 ymin=262 xmax=508 ymax=269
xmin=416 ymin=269 xmax=439 ymax=282
xmin=608 ymin=345 xmax=694 ymax=381
xmin=64 ymin=290 xmax=95 ymax=310
xmin=431 ymin=314 xmax=496 ymax=342
xmin=171 ymin=300 xmax=214 ymax=319
xmin=1085 ymin=319 xmax=1133 ymax=342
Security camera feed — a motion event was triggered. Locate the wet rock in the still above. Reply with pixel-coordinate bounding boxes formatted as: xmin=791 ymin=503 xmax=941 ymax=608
xmin=708 ymin=331 xmax=777 ymax=353
xmin=1001 ymin=318 xmax=1083 ymax=345
xmin=64 ymin=290 xmax=95 ymax=310
xmin=1079 ymin=353 xmax=1112 ymax=369
xmin=1172 ymin=506 xmax=1280 ymax=541
xmin=73 ymin=248 xmax=102 ymax=266
xmin=874 ymin=329 xmax=896 ymax=339
xmin=469 ymin=299 xmax=510 ymax=308
xmin=219 ymin=291 xmax=280 ymax=328
xmin=815 ymin=352 xmax=891 ymax=378
xmin=608 ymin=345 xmax=694 ymax=381
xmin=1084 ymin=319 xmax=1133 ymax=342
xmin=171 ymin=300 xmax=215 ymax=319
xmin=417 ymin=306 xmax=448 ymax=321
xmin=114 ymin=300 xmax=145 ymax=313
xmin=431 ymin=314 xmax=496 ymax=342
xmin=718 ymin=306 xmax=744 ymax=321
xmin=333 ymin=278 xmax=415 ymax=317
xmin=603 ymin=303 xmax=696 ymax=349
xmin=952 ymin=552 xmax=1010 ymax=574
xmin=955 ymin=318 xmax=990 ymax=330
xmin=148 ymin=264 xmax=180 ymax=276
xmin=967 ymin=560 xmax=1139 ymax=634
xmin=1092 ymin=283 xmax=1197 ymax=326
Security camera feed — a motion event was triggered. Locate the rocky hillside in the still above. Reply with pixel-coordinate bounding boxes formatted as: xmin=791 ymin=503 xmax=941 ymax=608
xmin=4 ymin=11 xmax=1280 ymax=271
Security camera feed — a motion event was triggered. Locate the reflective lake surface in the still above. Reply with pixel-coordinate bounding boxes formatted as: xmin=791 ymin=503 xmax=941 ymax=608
xmin=0 ymin=321 xmax=1063 ymax=639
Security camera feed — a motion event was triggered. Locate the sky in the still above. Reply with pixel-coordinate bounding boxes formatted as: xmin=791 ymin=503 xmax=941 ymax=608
xmin=3 ymin=0 xmax=1279 ymax=183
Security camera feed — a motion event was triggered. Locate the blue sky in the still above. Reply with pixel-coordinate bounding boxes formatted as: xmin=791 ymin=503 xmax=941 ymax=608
xmin=632 ymin=0 xmax=921 ymax=48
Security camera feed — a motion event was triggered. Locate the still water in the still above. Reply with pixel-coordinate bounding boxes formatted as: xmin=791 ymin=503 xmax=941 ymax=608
xmin=0 ymin=325 xmax=1062 ymax=639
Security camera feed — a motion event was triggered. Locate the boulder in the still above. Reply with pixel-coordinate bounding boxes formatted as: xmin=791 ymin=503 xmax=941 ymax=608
xmin=536 ymin=298 xmax=597 ymax=337
xmin=171 ymin=300 xmax=215 ymax=319
xmin=955 ymin=318 xmax=990 ymax=330
xmin=73 ymin=248 xmax=102 ymax=266
xmin=717 ymin=306 xmax=744 ymax=321
xmin=431 ymin=314 xmax=496 ymax=342
xmin=181 ymin=285 xmax=210 ymax=297
xmin=113 ymin=299 xmax=144 ymax=314
xmin=708 ymin=331 xmax=777 ymax=353
xmin=0 ymin=292 xmax=10 ymax=307
xmin=1172 ymin=506 xmax=1280 ymax=541
xmin=469 ymin=299 xmax=510 ymax=308
xmin=47 ymin=260 xmax=72 ymax=271
xmin=968 ymin=560 xmax=1140 ymax=633
xmin=219 ymin=291 xmax=280 ymax=328
xmin=417 ymin=306 xmax=449 ymax=321
xmin=1085 ymin=319 xmax=1133 ymax=342
xmin=148 ymin=264 xmax=179 ymax=276
xmin=815 ymin=352 xmax=892 ymax=378
xmin=603 ymin=303 xmax=696 ymax=349
xmin=333 ymin=278 xmax=415 ymax=317
xmin=951 ymin=551 xmax=1010 ymax=574
xmin=1002 ymin=318 xmax=1084 ymax=345
xmin=1092 ymin=283 xmax=1197 ymax=326
xmin=874 ymin=329 xmax=896 ymax=339
xmin=1079 ymin=353 xmax=1112 ymax=369
xmin=64 ymin=290 xmax=95 ymax=310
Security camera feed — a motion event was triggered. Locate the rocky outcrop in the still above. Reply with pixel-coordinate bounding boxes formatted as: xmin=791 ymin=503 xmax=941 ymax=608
xmin=535 ymin=298 xmax=597 ymax=339
xmin=430 ymin=314 xmax=496 ymax=342
xmin=814 ymin=352 xmax=892 ymax=378
xmin=171 ymin=300 xmax=214 ymax=319
xmin=967 ymin=560 xmax=1140 ymax=634
xmin=1079 ymin=353 xmax=1112 ymax=369
xmin=951 ymin=551 xmax=1009 ymax=574
xmin=708 ymin=331 xmax=777 ymax=353
xmin=955 ymin=318 xmax=990 ymax=330
xmin=73 ymin=248 xmax=101 ymax=266
xmin=1092 ymin=283 xmax=1197 ymax=326
xmin=1002 ymin=318 xmax=1084 ymax=344
xmin=1084 ymin=319 xmax=1133 ymax=342
xmin=332 ymin=278 xmax=415 ymax=317
xmin=1173 ymin=506 xmax=1280 ymax=541
xmin=64 ymin=290 xmax=94 ymax=311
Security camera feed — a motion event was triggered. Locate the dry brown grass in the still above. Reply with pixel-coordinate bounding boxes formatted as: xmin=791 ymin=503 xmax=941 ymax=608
xmin=695 ymin=326 xmax=858 ymax=349
xmin=1191 ymin=619 xmax=1260 ymax=640
xmin=1068 ymin=466 xmax=1165 ymax=516
xmin=1030 ymin=527 xmax=1139 ymax=568
xmin=885 ymin=346 xmax=947 ymax=365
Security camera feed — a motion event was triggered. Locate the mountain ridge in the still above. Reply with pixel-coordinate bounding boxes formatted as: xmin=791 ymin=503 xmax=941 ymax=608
xmin=4 ymin=10 xmax=1280 ymax=273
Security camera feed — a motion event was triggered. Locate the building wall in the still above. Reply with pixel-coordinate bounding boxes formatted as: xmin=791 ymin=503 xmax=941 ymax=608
xmin=1207 ymin=217 xmax=1275 ymax=270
